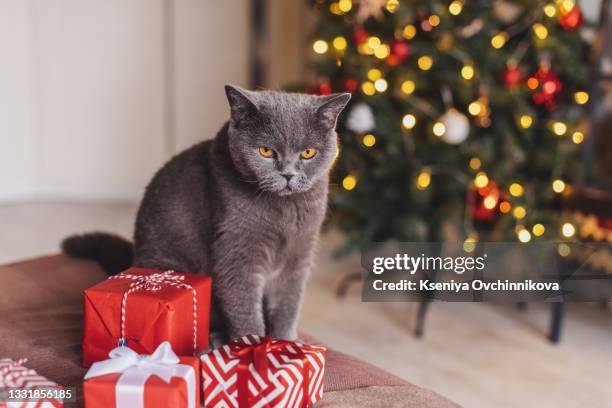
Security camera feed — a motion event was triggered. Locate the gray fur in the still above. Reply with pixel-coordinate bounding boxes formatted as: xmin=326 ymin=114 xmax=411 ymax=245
xmin=133 ymin=85 xmax=350 ymax=346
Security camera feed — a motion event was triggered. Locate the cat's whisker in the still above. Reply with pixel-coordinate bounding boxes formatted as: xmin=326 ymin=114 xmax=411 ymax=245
xmin=239 ymin=178 xmax=259 ymax=184
xmin=254 ymin=184 xmax=267 ymax=200
xmin=302 ymin=195 xmax=311 ymax=214
xmin=255 ymin=189 xmax=266 ymax=204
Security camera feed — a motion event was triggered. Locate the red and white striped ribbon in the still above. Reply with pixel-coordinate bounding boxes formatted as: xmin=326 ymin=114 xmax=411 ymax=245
xmin=110 ymin=270 xmax=197 ymax=354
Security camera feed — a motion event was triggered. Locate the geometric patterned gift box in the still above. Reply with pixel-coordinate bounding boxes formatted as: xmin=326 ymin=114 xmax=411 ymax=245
xmin=0 ymin=358 xmax=64 ymax=408
xmin=201 ymin=335 xmax=326 ymax=408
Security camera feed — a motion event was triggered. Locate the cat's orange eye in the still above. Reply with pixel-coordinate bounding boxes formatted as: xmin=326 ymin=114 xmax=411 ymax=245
xmin=259 ymin=146 xmax=274 ymax=158
xmin=300 ymin=148 xmax=316 ymax=160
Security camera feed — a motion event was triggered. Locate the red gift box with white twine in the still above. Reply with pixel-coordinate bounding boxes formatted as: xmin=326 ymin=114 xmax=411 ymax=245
xmin=0 ymin=358 xmax=63 ymax=408
xmin=201 ymin=335 xmax=326 ymax=408
xmin=83 ymin=268 xmax=212 ymax=367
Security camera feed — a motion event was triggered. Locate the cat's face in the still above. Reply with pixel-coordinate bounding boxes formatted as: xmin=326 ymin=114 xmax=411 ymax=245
xmin=225 ymin=85 xmax=351 ymax=196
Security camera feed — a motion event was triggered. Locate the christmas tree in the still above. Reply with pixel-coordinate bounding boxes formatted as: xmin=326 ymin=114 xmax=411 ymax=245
xmin=306 ymin=0 xmax=592 ymax=252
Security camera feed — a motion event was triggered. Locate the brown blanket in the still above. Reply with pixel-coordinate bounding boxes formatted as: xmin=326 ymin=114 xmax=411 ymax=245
xmin=0 ymin=254 xmax=457 ymax=407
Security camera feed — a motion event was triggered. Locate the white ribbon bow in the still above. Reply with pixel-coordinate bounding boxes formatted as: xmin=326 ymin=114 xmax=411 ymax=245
xmin=84 ymin=342 xmax=196 ymax=408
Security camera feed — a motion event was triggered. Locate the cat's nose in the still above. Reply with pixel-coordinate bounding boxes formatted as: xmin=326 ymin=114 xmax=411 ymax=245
xmin=281 ymin=174 xmax=294 ymax=182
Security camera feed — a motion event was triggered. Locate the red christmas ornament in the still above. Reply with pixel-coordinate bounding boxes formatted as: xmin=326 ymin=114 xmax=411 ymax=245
xmin=353 ymin=28 xmax=368 ymax=45
xmin=470 ymin=180 xmax=501 ymax=222
xmin=385 ymin=41 xmax=410 ymax=67
xmin=392 ymin=41 xmax=410 ymax=60
xmin=530 ymin=66 xmax=563 ymax=110
xmin=386 ymin=41 xmax=410 ymax=66
xmin=386 ymin=55 xmax=400 ymax=66
xmin=558 ymin=5 xmax=583 ymax=31
xmin=501 ymin=64 xmax=524 ymax=88
xmin=318 ymin=82 xmax=333 ymax=95
xmin=343 ymin=78 xmax=359 ymax=93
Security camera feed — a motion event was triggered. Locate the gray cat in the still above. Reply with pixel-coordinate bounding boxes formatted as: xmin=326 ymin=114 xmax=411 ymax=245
xmin=63 ymin=85 xmax=351 ymax=345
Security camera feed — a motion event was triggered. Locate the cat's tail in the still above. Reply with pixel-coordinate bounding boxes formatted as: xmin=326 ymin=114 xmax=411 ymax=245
xmin=61 ymin=232 xmax=133 ymax=276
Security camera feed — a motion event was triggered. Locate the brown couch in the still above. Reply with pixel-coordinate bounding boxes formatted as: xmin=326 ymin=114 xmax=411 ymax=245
xmin=0 ymin=255 xmax=458 ymax=407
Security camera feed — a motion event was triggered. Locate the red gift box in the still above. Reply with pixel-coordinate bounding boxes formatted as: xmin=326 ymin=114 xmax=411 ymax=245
xmin=83 ymin=342 xmax=200 ymax=408
xmin=83 ymin=268 xmax=211 ymax=367
xmin=0 ymin=358 xmax=64 ymax=407
xmin=201 ymin=335 xmax=326 ymax=408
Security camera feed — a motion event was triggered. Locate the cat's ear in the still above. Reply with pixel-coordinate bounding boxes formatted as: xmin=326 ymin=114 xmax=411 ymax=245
xmin=225 ymin=84 xmax=259 ymax=126
xmin=315 ymin=93 xmax=352 ymax=129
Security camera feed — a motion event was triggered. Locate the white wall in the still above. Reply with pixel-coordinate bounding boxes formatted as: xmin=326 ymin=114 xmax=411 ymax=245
xmin=0 ymin=0 xmax=250 ymax=203
xmin=172 ymin=0 xmax=249 ymax=151
xmin=0 ymin=1 xmax=36 ymax=201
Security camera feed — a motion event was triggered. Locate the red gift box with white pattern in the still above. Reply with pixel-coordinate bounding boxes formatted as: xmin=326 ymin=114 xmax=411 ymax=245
xmin=83 ymin=268 xmax=212 ymax=367
xmin=0 ymin=358 xmax=63 ymax=408
xmin=200 ymin=335 xmax=326 ymax=408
